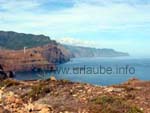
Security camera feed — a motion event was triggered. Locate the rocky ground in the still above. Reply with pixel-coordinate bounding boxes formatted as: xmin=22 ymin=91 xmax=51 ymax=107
xmin=0 ymin=78 xmax=149 ymax=113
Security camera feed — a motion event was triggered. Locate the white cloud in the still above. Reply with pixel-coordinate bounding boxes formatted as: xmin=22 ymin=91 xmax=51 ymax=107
xmin=0 ymin=0 xmax=150 ymax=56
xmin=57 ymin=37 xmax=96 ymax=47
xmin=0 ymin=1 xmax=150 ymax=42
xmin=0 ymin=0 xmax=41 ymax=12
xmin=0 ymin=0 xmax=150 ymax=35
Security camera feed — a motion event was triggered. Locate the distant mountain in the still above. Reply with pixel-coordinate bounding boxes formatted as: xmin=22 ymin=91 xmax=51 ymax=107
xmin=63 ymin=45 xmax=129 ymax=57
xmin=0 ymin=30 xmax=129 ymax=58
xmin=0 ymin=31 xmax=72 ymax=71
xmin=0 ymin=31 xmax=56 ymax=50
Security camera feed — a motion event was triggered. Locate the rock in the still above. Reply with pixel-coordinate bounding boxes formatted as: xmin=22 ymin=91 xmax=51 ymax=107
xmin=135 ymin=87 xmax=143 ymax=90
xmin=15 ymin=98 xmax=23 ymax=104
xmin=25 ymin=103 xmax=53 ymax=112
xmin=7 ymin=71 xmax=15 ymax=78
xmin=6 ymin=94 xmax=16 ymax=103
xmin=0 ymin=64 xmax=3 ymax=71
xmin=6 ymin=92 xmax=16 ymax=103
xmin=72 ymin=94 xmax=77 ymax=97
xmin=0 ymin=71 xmax=7 ymax=80
xmin=140 ymin=108 xmax=144 ymax=111
xmin=50 ymin=76 xmax=57 ymax=81
xmin=0 ymin=76 xmax=148 ymax=112
xmin=64 ymin=111 xmax=69 ymax=113
xmin=112 ymin=88 xmax=124 ymax=92
xmin=104 ymin=87 xmax=114 ymax=92
xmin=39 ymin=107 xmax=52 ymax=113
xmin=8 ymin=91 xmax=15 ymax=97
xmin=0 ymin=69 xmax=14 ymax=80
xmin=25 ymin=103 xmax=34 ymax=112
xmin=0 ymin=90 xmax=4 ymax=103
xmin=0 ymin=105 xmax=10 ymax=113
xmin=33 ymin=104 xmax=53 ymax=111
xmin=104 ymin=87 xmax=124 ymax=92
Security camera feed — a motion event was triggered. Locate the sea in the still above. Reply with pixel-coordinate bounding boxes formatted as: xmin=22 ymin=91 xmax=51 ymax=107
xmin=15 ymin=57 xmax=150 ymax=86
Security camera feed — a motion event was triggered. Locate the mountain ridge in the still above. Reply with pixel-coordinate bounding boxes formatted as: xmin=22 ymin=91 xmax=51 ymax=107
xmin=0 ymin=30 xmax=129 ymax=58
xmin=63 ymin=44 xmax=129 ymax=57
xmin=0 ymin=30 xmax=56 ymax=50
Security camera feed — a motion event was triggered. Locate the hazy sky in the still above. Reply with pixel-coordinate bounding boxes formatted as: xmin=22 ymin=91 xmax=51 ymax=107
xmin=0 ymin=0 xmax=150 ymax=57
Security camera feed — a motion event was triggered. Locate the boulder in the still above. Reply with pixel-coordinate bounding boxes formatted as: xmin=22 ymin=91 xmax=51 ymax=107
xmin=0 ymin=66 xmax=14 ymax=80
xmin=39 ymin=107 xmax=52 ymax=113
xmin=0 ymin=64 xmax=3 ymax=71
xmin=0 ymin=106 xmax=10 ymax=113
xmin=7 ymin=71 xmax=15 ymax=78
xmin=0 ymin=71 xmax=7 ymax=80
xmin=50 ymin=76 xmax=57 ymax=81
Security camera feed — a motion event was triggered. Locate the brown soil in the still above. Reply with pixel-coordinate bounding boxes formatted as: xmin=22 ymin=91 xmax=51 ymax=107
xmin=0 ymin=78 xmax=149 ymax=113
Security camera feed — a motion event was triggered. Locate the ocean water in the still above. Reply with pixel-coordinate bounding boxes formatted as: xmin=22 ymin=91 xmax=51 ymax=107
xmin=15 ymin=57 xmax=150 ymax=86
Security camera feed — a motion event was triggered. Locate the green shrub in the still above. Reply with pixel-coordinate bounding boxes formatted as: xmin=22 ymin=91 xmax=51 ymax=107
xmin=27 ymin=83 xmax=50 ymax=101
xmin=0 ymin=79 xmax=20 ymax=88
xmin=90 ymin=95 xmax=143 ymax=113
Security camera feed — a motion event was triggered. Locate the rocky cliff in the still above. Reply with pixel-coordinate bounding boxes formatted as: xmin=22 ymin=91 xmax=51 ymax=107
xmin=0 ymin=44 xmax=71 ymax=72
xmin=0 ymin=31 xmax=129 ymax=58
xmin=64 ymin=45 xmax=129 ymax=57
xmin=0 ymin=31 xmax=72 ymax=72
xmin=0 ymin=30 xmax=129 ymax=72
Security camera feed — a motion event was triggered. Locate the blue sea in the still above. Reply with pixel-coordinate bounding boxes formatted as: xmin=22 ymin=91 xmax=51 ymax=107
xmin=15 ymin=57 xmax=150 ymax=86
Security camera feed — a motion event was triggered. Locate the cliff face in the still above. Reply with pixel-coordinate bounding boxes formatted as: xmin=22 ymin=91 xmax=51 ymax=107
xmin=0 ymin=31 xmax=72 ymax=72
xmin=0 ymin=30 xmax=130 ymax=71
xmin=64 ymin=45 xmax=129 ymax=57
xmin=0 ymin=44 xmax=71 ymax=72
xmin=0 ymin=30 xmax=129 ymax=58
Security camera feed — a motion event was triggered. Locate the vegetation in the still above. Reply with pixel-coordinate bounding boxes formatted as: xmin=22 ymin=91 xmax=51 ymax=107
xmin=0 ymin=78 xmax=149 ymax=112
xmin=0 ymin=79 xmax=20 ymax=88
xmin=24 ymin=82 xmax=50 ymax=101
xmin=0 ymin=30 xmax=129 ymax=58
xmin=90 ymin=95 xmax=143 ymax=113
xmin=0 ymin=31 xmax=57 ymax=50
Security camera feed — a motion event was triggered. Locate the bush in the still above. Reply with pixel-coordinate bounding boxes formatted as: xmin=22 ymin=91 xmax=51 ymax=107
xmin=26 ymin=82 xmax=50 ymax=101
xmin=90 ymin=95 xmax=143 ymax=113
xmin=0 ymin=79 xmax=20 ymax=88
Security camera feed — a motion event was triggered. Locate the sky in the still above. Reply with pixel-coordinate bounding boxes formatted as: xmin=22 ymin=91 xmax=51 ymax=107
xmin=0 ymin=0 xmax=150 ymax=57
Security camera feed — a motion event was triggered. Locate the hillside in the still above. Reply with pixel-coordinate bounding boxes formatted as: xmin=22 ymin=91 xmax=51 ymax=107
xmin=0 ymin=31 xmax=56 ymax=50
xmin=0 ymin=31 xmax=129 ymax=58
xmin=64 ymin=45 xmax=129 ymax=57
xmin=0 ymin=78 xmax=149 ymax=113
xmin=0 ymin=31 xmax=73 ymax=72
